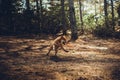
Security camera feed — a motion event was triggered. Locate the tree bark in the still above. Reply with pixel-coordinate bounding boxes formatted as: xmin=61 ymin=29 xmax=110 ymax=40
xmin=26 ymin=0 xmax=30 ymax=10
xmin=117 ymin=4 xmax=120 ymax=26
xmin=35 ymin=0 xmax=41 ymax=30
xmin=39 ymin=0 xmax=43 ymax=31
xmin=78 ymin=0 xmax=84 ymax=34
xmin=68 ymin=0 xmax=78 ymax=40
xmin=61 ymin=0 xmax=67 ymax=35
xmin=36 ymin=0 xmax=40 ymax=15
xmin=104 ymin=0 xmax=108 ymax=28
xmin=110 ymin=0 xmax=115 ymax=30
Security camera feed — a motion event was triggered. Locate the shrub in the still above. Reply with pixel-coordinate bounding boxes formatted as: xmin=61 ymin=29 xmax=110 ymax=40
xmin=93 ymin=25 xmax=114 ymax=38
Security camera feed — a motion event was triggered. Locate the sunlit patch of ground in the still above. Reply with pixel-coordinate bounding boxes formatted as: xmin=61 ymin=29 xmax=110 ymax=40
xmin=0 ymin=35 xmax=120 ymax=80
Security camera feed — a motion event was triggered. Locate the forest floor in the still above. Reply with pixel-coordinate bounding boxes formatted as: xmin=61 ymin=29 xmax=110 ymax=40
xmin=0 ymin=34 xmax=120 ymax=80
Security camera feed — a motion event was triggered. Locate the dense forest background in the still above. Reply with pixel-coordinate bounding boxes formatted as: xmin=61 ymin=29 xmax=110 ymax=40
xmin=0 ymin=0 xmax=120 ymax=39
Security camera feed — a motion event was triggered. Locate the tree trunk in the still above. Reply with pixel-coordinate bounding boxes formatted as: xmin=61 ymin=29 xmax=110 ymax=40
xmin=68 ymin=0 xmax=78 ymax=40
xmin=61 ymin=0 xmax=67 ymax=35
xmin=110 ymin=0 xmax=115 ymax=30
xmin=118 ymin=4 xmax=120 ymax=18
xmin=78 ymin=0 xmax=84 ymax=34
xmin=117 ymin=4 xmax=120 ymax=26
xmin=104 ymin=0 xmax=108 ymax=28
xmin=35 ymin=0 xmax=41 ymax=30
xmin=36 ymin=0 xmax=40 ymax=15
xmin=39 ymin=0 xmax=43 ymax=30
xmin=25 ymin=0 xmax=32 ymax=33
xmin=26 ymin=0 xmax=30 ymax=10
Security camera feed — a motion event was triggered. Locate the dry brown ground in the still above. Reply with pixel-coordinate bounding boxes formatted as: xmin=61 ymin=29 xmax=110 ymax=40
xmin=0 ymin=34 xmax=120 ymax=80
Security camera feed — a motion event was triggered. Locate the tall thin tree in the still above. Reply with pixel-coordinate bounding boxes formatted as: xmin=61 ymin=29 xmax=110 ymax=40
xmin=26 ymin=0 xmax=30 ymax=10
xmin=68 ymin=0 xmax=78 ymax=40
xmin=36 ymin=0 xmax=40 ymax=16
xmin=25 ymin=0 xmax=32 ymax=32
xmin=110 ymin=0 xmax=115 ymax=30
xmin=61 ymin=0 xmax=67 ymax=35
xmin=104 ymin=0 xmax=108 ymax=27
xmin=35 ymin=0 xmax=41 ymax=30
xmin=78 ymin=0 xmax=84 ymax=34
xmin=117 ymin=4 xmax=120 ymax=26
xmin=39 ymin=0 xmax=43 ymax=29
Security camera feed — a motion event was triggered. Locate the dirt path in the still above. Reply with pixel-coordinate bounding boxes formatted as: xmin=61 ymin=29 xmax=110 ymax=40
xmin=0 ymin=35 xmax=120 ymax=80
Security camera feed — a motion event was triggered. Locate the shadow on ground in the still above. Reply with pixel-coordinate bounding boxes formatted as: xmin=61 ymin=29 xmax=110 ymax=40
xmin=0 ymin=35 xmax=120 ymax=80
